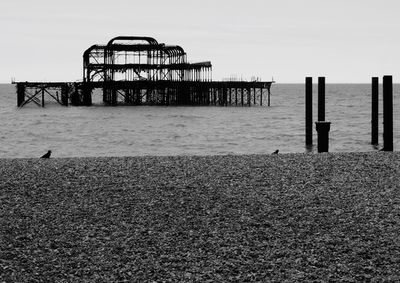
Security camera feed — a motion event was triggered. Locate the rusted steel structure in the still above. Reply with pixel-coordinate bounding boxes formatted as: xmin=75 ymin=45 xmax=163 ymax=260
xmin=82 ymin=36 xmax=212 ymax=105
xmin=84 ymin=36 xmax=212 ymax=83
xmin=16 ymin=36 xmax=273 ymax=107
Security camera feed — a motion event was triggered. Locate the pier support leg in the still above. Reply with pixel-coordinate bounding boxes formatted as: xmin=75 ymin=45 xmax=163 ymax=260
xmin=371 ymin=77 xmax=379 ymax=145
xmin=383 ymin=75 xmax=393 ymax=151
xmin=61 ymin=85 xmax=69 ymax=106
xmin=235 ymin=88 xmax=238 ymax=106
xmin=135 ymin=88 xmax=141 ymax=105
xmin=17 ymin=83 xmax=25 ymax=107
xmin=82 ymin=84 xmax=92 ymax=106
xmin=166 ymin=88 xmax=170 ymax=106
xmin=315 ymin=121 xmax=331 ymax=153
xmin=247 ymin=88 xmax=251 ymax=107
xmin=111 ymin=89 xmax=117 ymax=105
xmin=305 ymin=77 xmax=313 ymax=147
xmin=41 ymin=88 xmax=45 ymax=107
xmin=103 ymin=88 xmax=108 ymax=104
xmin=124 ymin=89 xmax=130 ymax=104
xmin=223 ymin=86 xmax=228 ymax=106
xmin=71 ymin=83 xmax=81 ymax=106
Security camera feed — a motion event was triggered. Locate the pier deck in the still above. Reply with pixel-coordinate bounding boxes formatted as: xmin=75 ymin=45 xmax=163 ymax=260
xmin=15 ymin=80 xmax=273 ymax=107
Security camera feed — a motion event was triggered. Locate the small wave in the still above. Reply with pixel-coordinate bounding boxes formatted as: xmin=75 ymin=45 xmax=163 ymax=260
xmin=175 ymin=123 xmax=186 ymax=128
xmin=168 ymin=114 xmax=204 ymax=120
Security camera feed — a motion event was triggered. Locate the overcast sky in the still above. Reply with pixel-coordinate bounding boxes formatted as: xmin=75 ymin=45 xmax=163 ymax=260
xmin=1 ymin=0 xmax=399 ymax=83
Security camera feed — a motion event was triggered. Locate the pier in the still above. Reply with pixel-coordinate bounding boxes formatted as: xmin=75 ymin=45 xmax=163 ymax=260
xmin=15 ymin=36 xmax=273 ymax=107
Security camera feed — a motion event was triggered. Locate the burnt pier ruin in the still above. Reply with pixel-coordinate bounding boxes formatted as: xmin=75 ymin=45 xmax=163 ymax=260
xmin=15 ymin=36 xmax=273 ymax=107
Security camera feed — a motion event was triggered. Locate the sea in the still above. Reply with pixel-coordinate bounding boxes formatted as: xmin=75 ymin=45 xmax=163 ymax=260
xmin=0 ymin=83 xmax=399 ymax=158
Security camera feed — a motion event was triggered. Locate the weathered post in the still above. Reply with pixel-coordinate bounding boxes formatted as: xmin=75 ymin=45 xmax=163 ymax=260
xmin=235 ymin=88 xmax=238 ymax=106
xmin=224 ymin=86 xmax=228 ymax=106
xmin=82 ymin=84 xmax=92 ymax=106
xmin=222 ymin=86 xmax=226 ymax=106
xmin=165 ymin=87 xmax=171 ymax=106
xmin=41 ymin=88 xmax=45 ymax=107
xmin=260 ymin=88 xmax=263 ymax=106
xmin=61 ymin=84 xmax=69 ymax=106
xmin=315 ymin=121 xmax=331 ymax=153
xmin=71 ymin=83 xmax=80 ymax=106
xmin=318 ymin=77 xmax=325 ymax=121
xmin=110 ymin=88 xmax=117 ymax=105
xmin=371 ymin=77 xmax=379 ymax=145
xmin=213 ymin=88 xmax=217 ymax=105
xmin=383 ymin=75 xmax=393 ymax=151
xmin=247 ymin=88 xmax=251 ymax=107
xmin=305 ymin=77 xmax=313 ymax=147
xmin=17 ymin=83 xmax=25 ymax=107
xmin=241 ymin=88 xmax=244 ymax=106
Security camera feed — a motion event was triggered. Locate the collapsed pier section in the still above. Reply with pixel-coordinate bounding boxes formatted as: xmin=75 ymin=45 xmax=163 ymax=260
xmin=16 ymin=82 xmax=71 ymax=108
xmin=16 ymin=82 xmax=93 ymax=107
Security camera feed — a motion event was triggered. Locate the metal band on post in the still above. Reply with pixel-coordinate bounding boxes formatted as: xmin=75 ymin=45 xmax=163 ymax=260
xmin=315 ymin=121 xmax=331 ymax=153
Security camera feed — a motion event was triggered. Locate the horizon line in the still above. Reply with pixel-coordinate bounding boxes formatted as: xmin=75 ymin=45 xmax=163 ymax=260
xmin=1 ymin=81 xmax=398 ymax=85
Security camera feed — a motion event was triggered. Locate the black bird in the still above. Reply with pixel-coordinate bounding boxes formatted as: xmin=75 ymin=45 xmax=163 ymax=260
xmin=272 ymin=149 xmax=279 ymax=155
xmin=40 ymin=150 xmax=52 ymax=158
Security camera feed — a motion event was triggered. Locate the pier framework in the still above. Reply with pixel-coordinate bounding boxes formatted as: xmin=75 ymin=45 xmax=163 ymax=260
xmin=15 ymin=36 xmax=273 ymax=107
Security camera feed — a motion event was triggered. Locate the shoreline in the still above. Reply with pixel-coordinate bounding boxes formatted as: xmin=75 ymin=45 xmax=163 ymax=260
xmin=1 ymin=152 xmax=400 ymax=281
xmin=0 ymin=150 xmax=396 ymax=159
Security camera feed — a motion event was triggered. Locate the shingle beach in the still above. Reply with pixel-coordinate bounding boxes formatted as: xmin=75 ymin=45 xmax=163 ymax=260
xmin=1 ymin=152 xmax=400 ymax=282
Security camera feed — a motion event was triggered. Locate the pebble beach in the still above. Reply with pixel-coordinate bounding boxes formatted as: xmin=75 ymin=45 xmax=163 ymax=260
xmin=1 ymin=152 xmax=400 ymax=281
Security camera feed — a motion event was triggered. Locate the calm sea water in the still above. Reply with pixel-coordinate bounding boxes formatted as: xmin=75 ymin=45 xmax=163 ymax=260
xmin=0 ymin=83 xmax=399 ymax=158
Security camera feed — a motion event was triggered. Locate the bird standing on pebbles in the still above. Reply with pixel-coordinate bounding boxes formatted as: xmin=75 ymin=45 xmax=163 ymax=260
xmin=40 ymin=150 xmax=52 ymax=158
xmin=272 ymin=150 xmax=279 ymax=154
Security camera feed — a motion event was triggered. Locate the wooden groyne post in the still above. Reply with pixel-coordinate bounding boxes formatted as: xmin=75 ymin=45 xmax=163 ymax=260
xmin=383 ymin=75 xmax=393 ymax=151
xmin=305 ymin=77 xmax=313 ymax=147
xmin=318 ymin=77 xmax=325 ymax=121
xmin=316 ymin=77 xmax=331 ymax=152
xmin=371 ymin=77 xmax=379 ymax=145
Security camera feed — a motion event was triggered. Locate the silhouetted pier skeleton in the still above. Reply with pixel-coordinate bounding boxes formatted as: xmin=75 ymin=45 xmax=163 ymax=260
xmin=15 ymin=36 xmax=273 ymax=107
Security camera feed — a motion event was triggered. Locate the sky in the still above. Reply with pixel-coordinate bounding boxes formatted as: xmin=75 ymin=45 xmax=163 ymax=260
xmin=1 ymin=0 xmax=400 ymax=83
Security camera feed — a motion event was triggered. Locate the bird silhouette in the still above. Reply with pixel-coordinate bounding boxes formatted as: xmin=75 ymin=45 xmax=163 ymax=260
xmin=40 ymin=150 xmax=52 ymax=158
xmin=272 ymin=149 xmax=279 ymax=154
